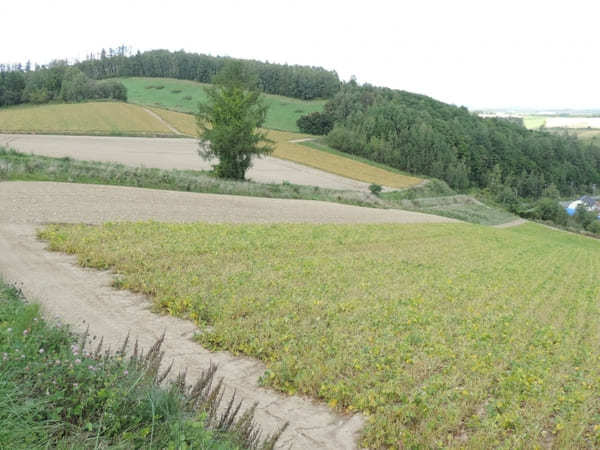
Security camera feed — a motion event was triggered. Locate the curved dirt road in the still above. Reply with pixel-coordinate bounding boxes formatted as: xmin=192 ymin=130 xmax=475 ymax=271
xmin=0 ymin=181 xmax=457 ymax=449
xmin=0 ymin=133 xmax=374 ymax=191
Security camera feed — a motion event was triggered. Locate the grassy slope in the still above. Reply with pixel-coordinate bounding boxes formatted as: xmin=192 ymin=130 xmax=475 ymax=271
xmin=0 ymin=280 xmax=251 ymax=449
xmin=0 ymin=102 xmax=176 ymax=136
xmin=120 ymin=77 xmax=326 ymax=133
xmin=40 ymin=221 xmax=600 ymax=448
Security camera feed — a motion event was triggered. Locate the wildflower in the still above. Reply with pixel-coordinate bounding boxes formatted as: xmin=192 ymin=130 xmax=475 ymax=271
xmin=55 ymin=360 xmax=61 ymax=365
xmin=23 ymin=329 xmax=28 ymax=335
xmin=2 ymin=353 xmax=7 ymax=361
xmin=88 ymin=365 xmax=95 ymax=371
xmin=73 ymin=383 xmax=79 ymax=388
xmin=6 ymin=328 xmax=11 ymax=332
xmin=39 ymin=348 xmax=44 ymax=354
xmin=75 ymin=359 xmax=81 ymax=364
xmin=21 ymin=354 xmax=26 ymax=359
xmin=124 ymin=370 xmax=129 ymax=375
xmin=33 ymin=318 xmax=38 ymax=322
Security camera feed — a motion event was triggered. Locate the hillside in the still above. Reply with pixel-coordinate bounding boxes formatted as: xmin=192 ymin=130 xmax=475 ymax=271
xmin=121 ymin=77 xmax=326 ymax=133
xmin=323 ymin=83 xmax=600 ymax=200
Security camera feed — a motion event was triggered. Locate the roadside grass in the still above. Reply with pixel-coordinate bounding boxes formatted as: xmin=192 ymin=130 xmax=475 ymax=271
xmin=120 ymin=77 xmax=326 ymax=132
xmin=0 ymin=102 xmax=178 ymax=137
xmin=39 ymin=222 xmax=600 ymax=448
xmin=0 ymin=280 xmax=281 ymax=449
xmin=523 ymin=116 xmax=546 ymax=129
xmin=0 ymin=148 xmax=380 ymax=208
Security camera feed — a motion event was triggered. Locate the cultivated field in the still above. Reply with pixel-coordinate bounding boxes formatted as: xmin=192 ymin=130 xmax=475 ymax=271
xmin=139 ymin=108 xmax=423 ymax=189
xmin=0 ymin=102 xmax=423 ymax=189
xmin=120 ymin=77 xmax=326 ymax=132
xmin=523 ymin=116 xmax=546 ymax=129
xmin=0 ymin=102 xmax=176 ymax=136
xmin=40 ymin=221 xmax=600 ymax=448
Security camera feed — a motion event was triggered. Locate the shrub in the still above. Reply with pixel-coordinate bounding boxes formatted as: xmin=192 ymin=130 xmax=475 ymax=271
xmin=369 ymin=183 xmax=382 ymax=196
xmin=296 ymin=111 xmax=334 ymax=135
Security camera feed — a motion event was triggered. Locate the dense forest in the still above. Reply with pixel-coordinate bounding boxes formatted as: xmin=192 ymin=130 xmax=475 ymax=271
xmin=0 ymin=63 xmax=126 ymax=107
xmin=312 ymin=81 xmax=600 ymax=202
xmin=74 ymin=49 xmax=340 ymax=100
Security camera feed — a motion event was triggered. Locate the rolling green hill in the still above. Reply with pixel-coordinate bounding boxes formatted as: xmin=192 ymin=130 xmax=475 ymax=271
xmin=120 ymin=77 xmax=326 ymax=133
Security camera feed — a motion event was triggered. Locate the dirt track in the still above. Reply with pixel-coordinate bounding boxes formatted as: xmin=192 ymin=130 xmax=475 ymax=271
xmin=0 ymin=181 xmax=457 ymax=448
xmin=0 ymin=133 xmax=373 ymax=191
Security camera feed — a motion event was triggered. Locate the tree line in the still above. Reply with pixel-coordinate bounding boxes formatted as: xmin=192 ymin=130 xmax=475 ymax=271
xmin=307 ymin=81 xmax=600 ymax=203
xmin=74 ymin=49 xmax=340 ymax=100
xmin=0 ymin=63 xmax=127 ymax=108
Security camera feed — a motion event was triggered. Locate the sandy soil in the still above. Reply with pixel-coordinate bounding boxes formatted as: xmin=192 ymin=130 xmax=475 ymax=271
xmin=0 ymin=133 xmax=373 ymax=191
xmin=0 ymin=181 xmax=458 ymax=225
xmin=0 ymin=181 xmax=456 ymax=448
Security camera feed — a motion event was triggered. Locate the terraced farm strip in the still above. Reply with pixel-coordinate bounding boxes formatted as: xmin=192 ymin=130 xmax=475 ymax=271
xmin=0 ymin=102 xmax=177 ymax=137
xmin=39 ymin=221 xmax=600 ymax=448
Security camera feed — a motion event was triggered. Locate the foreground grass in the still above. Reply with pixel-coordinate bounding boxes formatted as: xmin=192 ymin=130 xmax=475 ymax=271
xmin=0 ymin=280 xmax=278 ymax=448
xmin=40 ymin=222 xmax=600 ymax=448
xmin=0 ymin=102 xmax=177 ymax=137
xmin=120 ymin=77 xmax=326 ymax=133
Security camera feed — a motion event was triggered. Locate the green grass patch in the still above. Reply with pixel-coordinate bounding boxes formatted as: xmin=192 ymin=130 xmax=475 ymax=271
xmin=0 ymin=279 xmax=280 ymax=448
xmin=120 ymin=77 xmax=326 ymax=132
xmin=40 ymin=221 xmax=600 ymax=448
xmin=523 ymin=116 xmax=547 ymax=129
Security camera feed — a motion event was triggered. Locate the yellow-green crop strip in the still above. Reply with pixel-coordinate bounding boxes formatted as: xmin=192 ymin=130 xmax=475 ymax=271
xmin=39 ymin=222 xmax=600 ymax=448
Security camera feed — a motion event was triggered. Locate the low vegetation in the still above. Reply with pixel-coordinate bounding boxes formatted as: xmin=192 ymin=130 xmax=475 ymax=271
xmin=0 ymin=280 xmax=281 ymax=448
xmin=0 ymin=102 xmax=176 ymax=136
xmin=0 ymin=148 xmax=380 ymax=208
xmin=40 ymin=222 xmax=600 ymax=448
xmin=121 ymin=77 xmax=326 ymax=133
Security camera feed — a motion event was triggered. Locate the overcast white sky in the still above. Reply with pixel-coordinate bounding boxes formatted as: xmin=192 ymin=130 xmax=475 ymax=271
xmin=3 ymin=0 xmax=599 ymax=110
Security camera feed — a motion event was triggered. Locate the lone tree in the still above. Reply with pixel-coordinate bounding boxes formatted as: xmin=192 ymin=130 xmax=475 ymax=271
xmin=197 ymin=61 xmax=273 ymax=179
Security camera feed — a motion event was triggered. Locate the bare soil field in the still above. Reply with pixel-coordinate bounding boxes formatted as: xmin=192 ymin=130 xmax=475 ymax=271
xmin=0 ymin=133 xmax=374 ymax=191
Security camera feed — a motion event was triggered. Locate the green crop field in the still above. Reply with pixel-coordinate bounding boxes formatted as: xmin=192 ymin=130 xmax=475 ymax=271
xmin=40 ymin=222 xmax=600 ymax=448
xmin=0 ymin=102 xmax=178 ymax=136
xmin=523 ymin=116 xmax=547 ymax=130
xmin=120 ymin=77 xmax=326 ymax=132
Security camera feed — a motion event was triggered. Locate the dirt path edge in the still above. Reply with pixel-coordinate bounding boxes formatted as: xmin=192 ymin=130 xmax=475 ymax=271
xmin=0 ymin=223 xmax=364 ymax=449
